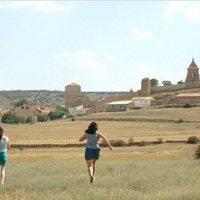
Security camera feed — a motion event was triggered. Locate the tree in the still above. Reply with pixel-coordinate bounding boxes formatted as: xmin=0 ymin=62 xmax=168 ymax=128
xmin=14 ymin=99 xmax=28 ymax=107
xmin=25 ymin=116 xmax=33 ymax=124
xmin=162 ymin=80 xmax=172 ymax=86
xmin=150 ymin=78 xmax=159 ymax=87
xmin=177 ymin=80 xmax=184 ymax=84
xmin=48 ymin=106 xmax=69 ymax=120
xmin=37 ymin=115 xmax=48 ymax=122
xmin=1 ymin=112 xmax=22 ymax=124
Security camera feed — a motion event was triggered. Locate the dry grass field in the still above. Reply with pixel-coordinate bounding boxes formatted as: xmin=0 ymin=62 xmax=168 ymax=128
xmin=79 ymin=107 xmax=200 ymax=121
xmin=1 ymin=107 xmax=200 ymax=199
xmin=1 ymin=144 xmax=200 ymax=200
xmin=4 ymin=120 xmax=200 ymax=145
xmin=3 ymin=107 xmax=200 ymax=145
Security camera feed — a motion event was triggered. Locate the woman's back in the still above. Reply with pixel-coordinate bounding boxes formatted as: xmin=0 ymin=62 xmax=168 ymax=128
xmin=86 ymin=132 xmax=100 ymax=149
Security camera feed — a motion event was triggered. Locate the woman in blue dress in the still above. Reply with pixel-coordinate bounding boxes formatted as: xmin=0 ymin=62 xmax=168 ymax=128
xmin=79 ymin=122 xmax=113 ymax=183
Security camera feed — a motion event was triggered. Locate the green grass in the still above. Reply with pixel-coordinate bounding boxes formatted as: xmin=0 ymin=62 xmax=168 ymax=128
xmin=1 ymin=144 xmax=200 ymax=200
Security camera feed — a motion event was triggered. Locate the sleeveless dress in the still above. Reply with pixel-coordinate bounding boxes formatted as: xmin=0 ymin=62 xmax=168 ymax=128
xmin=85 ymin=131 xmax=101 ymax=160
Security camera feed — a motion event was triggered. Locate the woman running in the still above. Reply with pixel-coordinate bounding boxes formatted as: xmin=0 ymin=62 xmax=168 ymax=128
xmin=0 ymin=126 xmax=10 ymax=185
xmin=79 ymin=121 xmax=113 ymax=183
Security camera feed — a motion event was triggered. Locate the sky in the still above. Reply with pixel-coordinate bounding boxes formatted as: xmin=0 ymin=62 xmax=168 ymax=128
xmin=0 ymin=1 xmax=200 ymax=92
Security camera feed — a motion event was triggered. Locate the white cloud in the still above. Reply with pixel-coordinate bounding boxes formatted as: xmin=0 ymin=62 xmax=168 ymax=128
xmin=51 ymin=49 xmax=138 ymax=91
xmin=53 ymin=49 xmax=110 ymax=74
xmin=131 ymin=27 xmax=153 ymax=41
xmin=0 ymin=1 xmax=67 ymax=12
xmin=164 ymin=2 xmax=200 ymax=23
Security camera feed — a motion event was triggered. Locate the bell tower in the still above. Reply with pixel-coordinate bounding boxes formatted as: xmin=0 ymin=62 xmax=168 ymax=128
xmin=185 ymin=58 xmax=199 ymax=83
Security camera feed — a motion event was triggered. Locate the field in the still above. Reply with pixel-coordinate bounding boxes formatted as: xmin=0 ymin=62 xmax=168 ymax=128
xmin=1 ymin=145 xmax=200 ymax=200
xmin=5 ymin=107 xmax=200 ymax=145
xmin=1 ymin=107 xmax=200 ymax=199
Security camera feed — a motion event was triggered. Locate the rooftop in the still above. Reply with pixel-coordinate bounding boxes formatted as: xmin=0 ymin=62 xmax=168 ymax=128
xmin=176 ymin=93 xmax=200 ymax=97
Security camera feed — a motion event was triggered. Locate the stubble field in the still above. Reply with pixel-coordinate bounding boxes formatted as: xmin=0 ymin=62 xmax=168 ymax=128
xmin=1 ymin=107 xmax=200 ymax=199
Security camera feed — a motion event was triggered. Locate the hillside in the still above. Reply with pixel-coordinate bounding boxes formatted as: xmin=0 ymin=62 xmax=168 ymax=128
xmin=1 ymin=87 xmax=200 ymax=110
xmin=0 ymin=90 xmax=127 ymax=109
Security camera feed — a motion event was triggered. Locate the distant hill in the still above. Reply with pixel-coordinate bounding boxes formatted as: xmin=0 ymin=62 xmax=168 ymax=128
xmin=0 ymin=90 xmax=127 ymax=110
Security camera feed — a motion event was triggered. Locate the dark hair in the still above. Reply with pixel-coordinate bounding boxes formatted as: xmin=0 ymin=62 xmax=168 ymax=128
xmin=85 ymin=122 xmax=98 ymax=134
xmin=0 ymin=126 xmax=4 ymax=140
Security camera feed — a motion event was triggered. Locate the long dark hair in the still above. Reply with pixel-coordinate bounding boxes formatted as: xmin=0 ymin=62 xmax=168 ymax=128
xmin=0 ymin=126 xmax=4 ymax=140
xmin=85 ymin=122 xmax=98 ymax=134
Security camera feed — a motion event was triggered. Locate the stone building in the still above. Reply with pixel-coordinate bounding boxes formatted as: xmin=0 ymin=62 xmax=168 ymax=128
xmin=176 ymin=93 xmax=200 ymax=105
xmin=14 ymin=105 xmax=53 ymax=122
xmin=140 ymin=58 xmax=200 ymax=96
xmin=140 ymin=78 xmax=151 ymax=97
xmin=106 ymin=100 xmax=134 ymax=112
xmin=65 ymin=83 xmax=89 ymax=108
xmin=132 ymin=97 xmax=154 ymax=108
xmin=185 ymin=58 xmax=199 ymax=83
xmin=65 ymin=58 xmax=200 ymax=113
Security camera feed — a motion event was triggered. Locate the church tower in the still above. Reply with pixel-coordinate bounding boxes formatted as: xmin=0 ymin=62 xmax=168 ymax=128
xmin=185 ymin=58 xmax=199 ymax=83
xmin=65 ymin=82 xmax=89 ymax=108
xmin=140 ymin=78 xmax=151 ymax=96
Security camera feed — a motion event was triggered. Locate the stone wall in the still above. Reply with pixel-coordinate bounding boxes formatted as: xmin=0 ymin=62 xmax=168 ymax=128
xmin=151 ymin=84 xmax=186 ymax=94
xmin=150 ymin=81 xmax=200 ymax=95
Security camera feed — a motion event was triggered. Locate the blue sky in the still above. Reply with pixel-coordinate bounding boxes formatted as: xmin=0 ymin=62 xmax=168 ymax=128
xmin=0 ymin=1 xmax=200 ymax=92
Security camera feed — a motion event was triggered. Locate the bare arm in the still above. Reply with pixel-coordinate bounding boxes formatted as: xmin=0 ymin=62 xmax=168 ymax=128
xmin=99 ymin=133 xmax=113 ymax=151
xmin=79 ymin=133 xmax=87 ymax=142
xmin=7 ymin=141 xmax=11 ymax=150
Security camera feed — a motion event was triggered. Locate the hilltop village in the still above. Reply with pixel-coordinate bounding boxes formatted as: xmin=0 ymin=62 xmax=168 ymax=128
xmin=1 ymin=58 xmax=200 ymax=121
xmin=65 ymin=58 xmax=200 ymax=115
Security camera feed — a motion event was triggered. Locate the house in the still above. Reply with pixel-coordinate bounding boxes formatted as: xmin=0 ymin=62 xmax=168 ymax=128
xmin=176 ymin=93 xmax=200 ymax=105
xmin=106 ymin=100 xmax=134 ymax=112
xmin=15 ymin=105 xmax=53 ymax=122
xmin=132 ymin=97 xmax=154 ymax=109
xmin=68 ymin=105 xmax=92 ymax=116
xmin=36 ymin=106 xmax=53 ymax=116
xmin=15 ymin=105 xmax=38 ymax=122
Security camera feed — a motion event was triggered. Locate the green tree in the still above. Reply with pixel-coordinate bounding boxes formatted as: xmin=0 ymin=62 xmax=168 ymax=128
xmin=177 ymin=80 xmax=184 ymax=84
xmin=25 ymin=116 xmax=33 ymax=124
xmin=162 ymin=80 xmax=172 ymax=86
xmin=37 ymin=115 xmax=48 ymax=122
xmin=1 ymin=112 xmax=22 ymax=124
xmin=14 ymin=99 xmax=28 ymax=107
xmin=49 ymin=106 xmax=69 ymax=120
xmin=150 ymin=78 xmax=159 ymax=87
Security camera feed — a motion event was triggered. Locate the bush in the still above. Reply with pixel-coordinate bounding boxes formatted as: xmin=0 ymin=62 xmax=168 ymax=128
xmin=184 ymin=103 xmax=192 ymax=108
xmin=1 ymin=112 xmax=22 ymax=124
xmin=108 ymin=139 xmax=126 ymax=147
xmin=49 ymin=110 xmax=64 ymax=120
xmin=128 ymin=137 xmax=134 ymax=145
xmin=177 ymin=118 xmax=184 ymax=123
xmin=48 ymin=106 xmax=69 ymax=120
xmin=187 ymin=136 xmax=200 ymax=144
xmin=37 ymin=115 xmax=48 ymax=122
xmin=25 ymin=116 xmax=33 ymax=124
xmin=140 ymin=140 xmax=147 ymax=146
xmin=195 ymin=145 xmax=200 ymax=159
xmin=157 ymin=137 xmax=163 ymax=144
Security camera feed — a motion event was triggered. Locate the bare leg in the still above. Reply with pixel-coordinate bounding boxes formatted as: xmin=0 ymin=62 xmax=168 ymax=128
xmin=0 ymin=166 xmax=6 ymax=184
xmin=92 ymin=160 xmax=97 ymax=177
xmin=86 ymin=160 xmax=93 ymax=179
